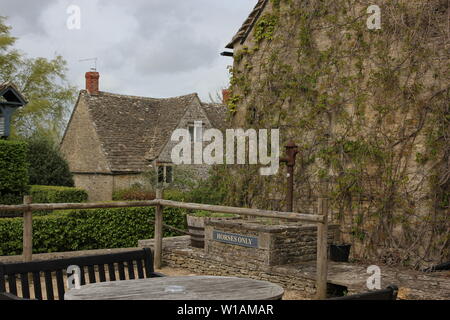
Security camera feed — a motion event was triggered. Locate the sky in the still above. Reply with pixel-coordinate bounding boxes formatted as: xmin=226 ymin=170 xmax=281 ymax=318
xmin=1 ymin=0 xmax=256 ymax=102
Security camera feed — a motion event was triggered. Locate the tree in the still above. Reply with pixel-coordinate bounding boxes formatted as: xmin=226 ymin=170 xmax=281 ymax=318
xmin=26 ymin=134 xmax=74 ymax=187
xmin=0 ymin=16 xmax=76 ymax=140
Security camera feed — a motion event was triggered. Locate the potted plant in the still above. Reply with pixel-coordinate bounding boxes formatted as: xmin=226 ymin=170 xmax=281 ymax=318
xmin=329 ymin=243 xmax=352 ymax=262
xmin=186 ymin=211 xmax=238 ymax=248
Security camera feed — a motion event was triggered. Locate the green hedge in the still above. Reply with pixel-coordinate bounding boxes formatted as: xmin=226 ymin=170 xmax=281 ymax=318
xmin=0 ymin=140 xmax=29 ymax=205
xmin=113 ymin=187 xmax=155 ymax=201
xmin=30 ymin=185 xmax=88 ymax=204
xmin=0 ymin=207 xmax=186 ymax=256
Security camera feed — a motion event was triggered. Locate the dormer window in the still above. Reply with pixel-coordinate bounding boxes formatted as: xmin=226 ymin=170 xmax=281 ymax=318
xmin=0 ymin=109 xmax=4 ymax=137
xmin=188 ymin=121 xmax=204 ymax=143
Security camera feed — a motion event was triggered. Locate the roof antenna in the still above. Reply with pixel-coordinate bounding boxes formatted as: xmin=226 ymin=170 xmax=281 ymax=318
xmin=79 ymin=57 xmax=98 ymax=71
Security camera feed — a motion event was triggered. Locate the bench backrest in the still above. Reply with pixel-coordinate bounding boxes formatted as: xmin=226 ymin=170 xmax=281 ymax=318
xmin=328 ymin=285 xmax=399 ymax=300
xmin=0 ymin=248 xmax=157 ymax=300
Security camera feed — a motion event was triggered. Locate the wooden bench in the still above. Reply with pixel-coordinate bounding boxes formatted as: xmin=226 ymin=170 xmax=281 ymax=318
xmin=0 ymin=292 xmax=28 ymax=300
xmin=328 ymin=285 xmax=399 ymax=300
xmin=0 ymin=248 xmax=164 ymax=300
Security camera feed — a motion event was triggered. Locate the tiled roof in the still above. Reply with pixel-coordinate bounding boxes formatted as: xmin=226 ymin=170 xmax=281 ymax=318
xmin=81 ymin=90 xmax=227 ymax=172
xmin=226 ymin=0 xmax=269 ymax=49
xmin=201 ymin=102 xmax=229 ymax=130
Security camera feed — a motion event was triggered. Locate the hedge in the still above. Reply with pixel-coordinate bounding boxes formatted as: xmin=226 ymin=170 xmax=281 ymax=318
xmin=113 ymin=188 xmax=155 ymax=201
xmin=30 ymin=185 xmax=88 ymax=204
xmin=0 ymin=140 xmax=29 ymax=204
xmin=0 ymin=206 xmax=186 ymax=256
xmin=26 ymin=135 xmax=74 ymax=187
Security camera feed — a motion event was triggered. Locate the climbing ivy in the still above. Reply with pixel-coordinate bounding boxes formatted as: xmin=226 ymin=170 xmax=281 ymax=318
xmin=254 ymin=13 xmax=279 ymax=42
xmin=226 ymin=0 xmax=449 ymax=268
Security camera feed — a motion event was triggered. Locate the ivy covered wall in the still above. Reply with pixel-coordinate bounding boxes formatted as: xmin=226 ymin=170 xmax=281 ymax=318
xmin=225 ymin=0 xmax=449 ymax=267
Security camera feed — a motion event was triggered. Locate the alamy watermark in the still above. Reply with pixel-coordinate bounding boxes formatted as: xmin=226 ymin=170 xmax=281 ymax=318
xmin=366 ymin=265 xmax=382 ymax=290
xmin=67 ymin=5 xmax=81 ymax=30
xmin=67 ymin=265 xmax=81 ymax=290
xmin=367 ymin=5 xmax=381 ymax=30
xmin=171 ymin=122 xmax=280 ymax=176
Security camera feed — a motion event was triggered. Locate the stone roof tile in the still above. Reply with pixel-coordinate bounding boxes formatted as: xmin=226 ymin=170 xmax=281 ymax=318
xmin=226 ymin=0 xmax=269 ymax=49
xmin=82 ymin=90 xmax=227 ymax=172
xmin=83 ymin=90 xmax=197 ymax=172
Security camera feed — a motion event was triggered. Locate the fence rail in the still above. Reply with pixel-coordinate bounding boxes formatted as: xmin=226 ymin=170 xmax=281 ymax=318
xmin=0 ymin=194 xmax=330 ymax=299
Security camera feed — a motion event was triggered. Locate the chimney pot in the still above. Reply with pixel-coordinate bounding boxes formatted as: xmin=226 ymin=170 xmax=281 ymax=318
xmin=85 ymin=72 xmax=100 ymax=95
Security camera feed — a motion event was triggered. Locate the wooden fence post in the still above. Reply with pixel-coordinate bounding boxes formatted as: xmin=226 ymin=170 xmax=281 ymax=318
xmin=23 ymin=196 xmax=33 ymax=262
xmin=154 ymin=189 xmax=163 ymax=270
xmin=316 ymin=197 xmax=329 ymax=300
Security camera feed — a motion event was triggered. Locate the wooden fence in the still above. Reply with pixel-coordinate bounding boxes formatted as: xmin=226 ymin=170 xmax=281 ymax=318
xmin=0 ymin=192 xmax=330 ymax=299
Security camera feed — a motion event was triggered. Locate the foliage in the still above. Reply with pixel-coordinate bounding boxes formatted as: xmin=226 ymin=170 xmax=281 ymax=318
xmin=0 ymin=140 xmax=29 ymax=207
xmin=254 ymin=13 xmax=279 ymax=42
xmin=189 ymin=210 xmax=237 ymax=218
xmin=30 ymin=185 xmax=88 ymax=204
xmin=227 ymin=0 xmax=449 ymax=267
xmin=0 ymin=206 xmax=186 ymax=256
xmin=171 ymin=165 xmax=231 ymax=206
xmin=0 ymin=16 xmax=76 ymax=140
xmin=25 ymin=134 xmax=74 ymax=187
xmin=113 ymin=186 xmax=156 ymax=201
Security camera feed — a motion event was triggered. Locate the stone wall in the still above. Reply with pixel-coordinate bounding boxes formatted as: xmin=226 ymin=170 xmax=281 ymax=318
xmin=61 ymin=95 xmax=111 ymax=174
xmin=205 ymin=219 xmax=339 ymax=268
xmin=162 ymin=248 xmax=320 ymax=296
xmin=224 ymin=0 xmax=449 ymax=266
xmin=73 ymin=174 xmax=113 ymax=202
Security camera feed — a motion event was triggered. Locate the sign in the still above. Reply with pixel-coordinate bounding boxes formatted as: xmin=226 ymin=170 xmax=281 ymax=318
xmin=213 ymin=231 xmax=258 ymax=248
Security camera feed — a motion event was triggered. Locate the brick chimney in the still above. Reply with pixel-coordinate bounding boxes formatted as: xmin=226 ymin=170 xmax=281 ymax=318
xmin=222 ymin=89 xmax=231 ymax=104
xmin=85 ymin=71 xmax=100 ymax=95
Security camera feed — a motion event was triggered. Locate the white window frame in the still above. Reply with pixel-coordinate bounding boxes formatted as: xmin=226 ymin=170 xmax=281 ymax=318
xmin=189 ymin=121 xmax=204 ymax=143
xmin=0 ymin=111 xmax=4 ymax=137
xmin=157 ymin=164 xmax=173 ymax=184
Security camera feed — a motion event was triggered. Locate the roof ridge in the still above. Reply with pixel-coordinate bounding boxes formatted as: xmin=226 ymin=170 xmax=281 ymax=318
xmin=82 ymin=90 xmax=199 ymax=102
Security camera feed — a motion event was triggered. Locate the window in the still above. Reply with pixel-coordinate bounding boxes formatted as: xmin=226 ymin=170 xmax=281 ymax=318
xmin=157 ymin=165 xmax=173 ymax=184
xmin=0 ymin=109 xmax=4 ymax=137
xmin=188 ymin=121 xmax=204 ymax=143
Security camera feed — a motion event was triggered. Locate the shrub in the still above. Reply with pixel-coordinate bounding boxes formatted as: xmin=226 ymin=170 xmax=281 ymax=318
xmin=0 ymin=140 xmax=29 ymax=197
xmin=112 ymin=187 xmax=155 ymax=201
xmin=0 ymin=206 xmax=186 ymax=256
xmin=26 ymin=135 xmax=74 ymax=187
xmin=0 ymin=140 xmax=29 ymax=216
xmin=30 ymin=185 xmax=88 ymax=204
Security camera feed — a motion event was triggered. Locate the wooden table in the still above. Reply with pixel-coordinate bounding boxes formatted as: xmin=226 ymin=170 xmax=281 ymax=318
xmin=64 ymin=276 xmax=284 ymax=300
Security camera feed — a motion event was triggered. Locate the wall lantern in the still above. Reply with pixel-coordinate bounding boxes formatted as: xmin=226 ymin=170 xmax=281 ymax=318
xmin=0 ymin=83 xmax=27 ymax=139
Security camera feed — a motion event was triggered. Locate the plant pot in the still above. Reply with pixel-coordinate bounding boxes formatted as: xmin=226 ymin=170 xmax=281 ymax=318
xmin=329 ymin=244 xmax=351 ymax=262
xmin=186 ymin=215 xmax=208 ymax=248
xmin=186 ymin=214 xmax=239 ymax=248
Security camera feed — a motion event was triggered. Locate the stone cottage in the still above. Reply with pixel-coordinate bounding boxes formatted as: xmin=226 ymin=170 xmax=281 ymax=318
xmin=222 ymin=0 xmax=449 ymax=266
xmin=60 ymin=72 xmax=228 ymax=201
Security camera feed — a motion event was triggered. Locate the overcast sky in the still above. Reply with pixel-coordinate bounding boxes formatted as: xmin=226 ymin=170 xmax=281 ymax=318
xmin=2 ymin=0 xmax=255 ymax=101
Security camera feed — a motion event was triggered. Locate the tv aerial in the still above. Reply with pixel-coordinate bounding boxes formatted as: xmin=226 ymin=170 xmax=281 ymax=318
xmin=79 ymin=57 xmax=98 ymax=71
